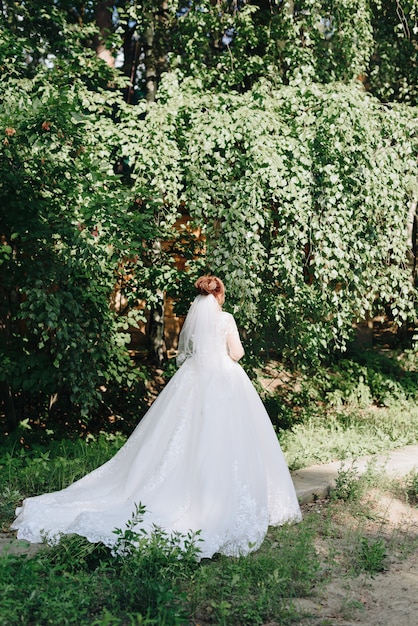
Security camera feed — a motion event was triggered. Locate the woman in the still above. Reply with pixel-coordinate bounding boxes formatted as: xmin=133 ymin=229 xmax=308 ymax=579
xmin=12 ymin=276 xmax=301 ymax=559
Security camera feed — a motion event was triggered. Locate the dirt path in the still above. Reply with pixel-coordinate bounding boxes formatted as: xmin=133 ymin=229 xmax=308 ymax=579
xmin=296 ymin=550 xmax=418 ymax=625
xmin=0 ymin=533 xmax=42 ymax=557
xmin=296 ymin=491 xmax=418 ymax=626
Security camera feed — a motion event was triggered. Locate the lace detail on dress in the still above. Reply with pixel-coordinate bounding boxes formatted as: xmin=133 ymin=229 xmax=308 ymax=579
xmin=195 ymin=463 xmax=268 ymax=559
xmin=141 ymin=408 xmax=191 ymax=497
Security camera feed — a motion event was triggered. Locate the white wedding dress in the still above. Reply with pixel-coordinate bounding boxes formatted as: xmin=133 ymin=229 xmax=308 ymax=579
xmin=12 ymin=295 xmax=301 ymax=559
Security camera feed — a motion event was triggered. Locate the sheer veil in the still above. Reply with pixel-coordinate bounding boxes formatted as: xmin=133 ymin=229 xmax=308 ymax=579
xmin=176 ymin=294 xmax=223 ymax=367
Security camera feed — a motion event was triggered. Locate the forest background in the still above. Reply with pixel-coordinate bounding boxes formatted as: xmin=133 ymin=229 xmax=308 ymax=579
xmin=0 ymin=0 xmax=418 ymax=436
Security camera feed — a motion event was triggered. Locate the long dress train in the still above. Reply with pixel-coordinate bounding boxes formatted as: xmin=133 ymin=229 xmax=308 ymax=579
xmin=12 ymin=295 xmax=301 ymax=559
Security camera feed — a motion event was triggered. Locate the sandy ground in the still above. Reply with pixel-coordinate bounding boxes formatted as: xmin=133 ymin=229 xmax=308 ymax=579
xmin=296 ymin=492 xmax=418 ymax=626
xmin=296 ymin=550 xmax=418 ymax=625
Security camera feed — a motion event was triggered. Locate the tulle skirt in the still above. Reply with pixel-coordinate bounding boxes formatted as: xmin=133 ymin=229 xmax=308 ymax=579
xmin=12 ymin=355 xmax=301 ymax=559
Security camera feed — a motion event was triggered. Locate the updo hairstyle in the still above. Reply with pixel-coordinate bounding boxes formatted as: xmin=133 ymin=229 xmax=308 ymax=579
xmin=195 ymin=275 xmax=225 ymax=301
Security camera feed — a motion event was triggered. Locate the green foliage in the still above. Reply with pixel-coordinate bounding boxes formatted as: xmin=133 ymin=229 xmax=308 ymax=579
xmin=167 ymin=0 xmax=374 ymax=91
xmin=143 ymin=78 xmax=417 ymax=365
xmin=282 ymin=402 xmax=418 ymax=470
xmin=273 ymin=348 xmax=418 ymax=469
xmin=357 ymin=536 xmax=387 ymax=575
xmin=368 ymin=0 xmax=418 ymax=105
xmin=405 ymin=470 xmax=418 ymax=505
xmin=309 ymin=348 xmax=418 ymax=409
xmin=0 ymin=58 xmax=152 ymax=421
xmin=0 ymin=433 xmax=126 ymax=518
xmin=114 ymin=0 xmax=416 ymax=106
xmin=0 ymin=501 xmax=319 ymax=625
xmin=332 ymin=464 xmax=364 ymax=502
xmin=1 ymin=0 xmax=417 ymax=429
xmin=3 ymin=0 xmax=416 ymax=104
xmin=0 ymin=0 xmax=115 ymax=85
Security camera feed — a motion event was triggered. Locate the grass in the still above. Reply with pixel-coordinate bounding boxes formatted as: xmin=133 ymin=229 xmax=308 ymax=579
xmin=1 ymin=461 xmax=418 ymax=626
xmin=279 ymin=403 xmax=418 ymax=470
xmin=0 ymin=345 xmax=417 ymax=624
xmin=0 ymin=511 xmax=319 ymax=625
xmin=2 ymin=466 xmax=418 ymax=625
xmin=259 ymin=347 xmax=418 ymax=470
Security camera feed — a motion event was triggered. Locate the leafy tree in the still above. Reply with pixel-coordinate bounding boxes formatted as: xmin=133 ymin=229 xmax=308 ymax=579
xmin=1 ymin=0 xmax=417 ymax=432
xmin=2 ymin=1 xmax=416 ymax=102
xmin=119 ymin=75 xmax=417 ymax=365
xmin=167 ymin=0 xmax=374 ymax=91
xmin=368 ymin=0 xmax=418 ymax=105
xmin=0 ymin=28 xmax=155 ymax=427
xmin=0 ymin=0 xmax=116 ymax=84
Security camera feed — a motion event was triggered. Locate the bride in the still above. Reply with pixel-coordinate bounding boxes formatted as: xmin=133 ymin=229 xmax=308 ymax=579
xmin=12 ymin=276 xmax=301 ymax=559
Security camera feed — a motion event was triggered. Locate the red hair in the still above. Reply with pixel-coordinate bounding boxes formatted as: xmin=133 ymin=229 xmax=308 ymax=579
xmin=195 ymin=275 xmax=225 ymax=300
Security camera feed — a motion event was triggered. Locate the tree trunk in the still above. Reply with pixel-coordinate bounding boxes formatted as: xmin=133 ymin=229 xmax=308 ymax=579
xmin=148 ymin=240 xmax=167 ymax=366
xmin=143 ymin=19 xmax=157 ymax=103
xmin=94 ymin=0 xmax=115 ymax=67
xmin=141 ymin=4 xmax=169 ymax=359
xmin=407 ymin=199 xmax=417 ymax=282
xmin=149 ymin=291 xmax=166 ymax=366
xmin=0 ymin=381 xmax=18 ymax=431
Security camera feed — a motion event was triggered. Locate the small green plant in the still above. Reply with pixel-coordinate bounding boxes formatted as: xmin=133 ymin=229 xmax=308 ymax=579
xmin=340 ymin=596 xmax=365 ymax=620
xmin=405 ymin=471 xmax=418 ymax=505
xmin=39 ymin=533 xmax=110 ymax=573
xmin=357 ymin=536 xmax=387 ymax=575
xmin=0 ymin=487 xmax=22 ymax=527
xmin=112 ymin=502 xmax=202 ymax=561
xmin=111 ymin=503 xmax=201 ymax=624
xmin=332 ymin=464 xmax=363 ymax=502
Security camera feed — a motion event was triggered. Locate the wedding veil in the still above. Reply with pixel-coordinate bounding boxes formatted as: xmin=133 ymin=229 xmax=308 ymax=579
xmin=176 ymin=294 xmax=223 ymax=367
